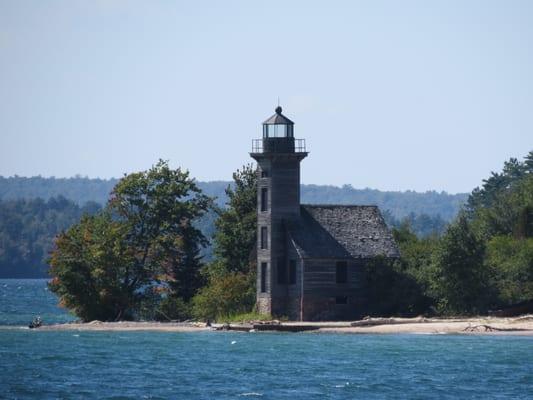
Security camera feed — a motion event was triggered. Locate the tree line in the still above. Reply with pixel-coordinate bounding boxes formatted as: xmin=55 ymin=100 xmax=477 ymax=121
xmin=1 ymin=176 xmax=467 ymax=220
xmin=0 ymin=197 xmax=101 ymax=278
xmin=366 ymin=151 xmax=533 ymax=316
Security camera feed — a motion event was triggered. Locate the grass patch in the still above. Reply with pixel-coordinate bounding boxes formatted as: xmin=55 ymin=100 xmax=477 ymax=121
xmin=217 ymin=312 xmax=273 ymax=323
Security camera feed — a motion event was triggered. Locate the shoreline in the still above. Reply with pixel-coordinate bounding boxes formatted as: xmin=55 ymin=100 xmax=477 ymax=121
xmin=6 ymin=315 xmax=533 ymax=336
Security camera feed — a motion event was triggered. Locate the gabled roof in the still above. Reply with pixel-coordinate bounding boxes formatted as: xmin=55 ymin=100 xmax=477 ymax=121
xmin=286 ymin=205 xmax=400 ymax=259
xmin=263 ymin=106 xmax=294 ymax=125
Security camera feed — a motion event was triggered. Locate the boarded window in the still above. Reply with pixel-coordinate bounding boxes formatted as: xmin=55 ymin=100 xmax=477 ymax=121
xmin=260 ymin=227 xmax=268 ymax=249
xmin=260 ymin=263 xmax=267 ymax=293
xmin=277 ymin=258 xmax=286 ymax=284
xmin=336 ymin=296 xmax=348 ymax=305
xmin=336 ymin=261 xmax=348 ymax=284
xmin=289 ymin=260 xmax=296 ymax=285
xmin=261 ymin=188 xmax=268 ymax=211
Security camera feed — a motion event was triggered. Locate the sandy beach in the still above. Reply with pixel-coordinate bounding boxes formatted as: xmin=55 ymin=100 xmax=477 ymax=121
xmin=32 ymin=315 xmax=533 ymax=335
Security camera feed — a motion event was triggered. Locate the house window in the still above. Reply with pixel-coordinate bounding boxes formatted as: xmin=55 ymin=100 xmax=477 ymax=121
xmin=260 ymin=227 xmax=268 ymax=249
xmin=277 ymin=258 xmax=286 ymax=284
xmin=336 ymin=296 xmax=348 ymax=305
xmin=261 ymin=188 xmax=268 ymax=211
xmin=260 ymin=262 xmax=267 ymax=293
xmin=289 ymin=259 xmax=296 ymax=285
xmin=336 ymin=261 xmax=348 ymax=284
xmin=261 ymin=170 xmax=269 ymax=178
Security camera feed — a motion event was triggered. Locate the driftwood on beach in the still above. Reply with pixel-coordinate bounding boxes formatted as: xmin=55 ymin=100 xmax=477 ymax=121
xmin=463 ymin=324 xmax=529 ymax=332
xmin=350 ymin=317 xmax=426 ymax=327
xmin=349 ymin=317 xmax=452 ymax=327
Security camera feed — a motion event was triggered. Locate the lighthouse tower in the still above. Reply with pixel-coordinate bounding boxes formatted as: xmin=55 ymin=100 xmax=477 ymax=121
xmin=250 ymin=106 xmax=308 ymax=316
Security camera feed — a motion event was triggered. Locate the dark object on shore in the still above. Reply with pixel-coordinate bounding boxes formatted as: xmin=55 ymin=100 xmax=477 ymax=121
xmin=252 ymin=324 xmax=320 ymax=332
xmin=213 ymin=322 xmax=322 ymax=332
xmin=488 ymin=300 xmax=533 ymax=317
xmin=29 ymin=316 xmax=42 ymax=329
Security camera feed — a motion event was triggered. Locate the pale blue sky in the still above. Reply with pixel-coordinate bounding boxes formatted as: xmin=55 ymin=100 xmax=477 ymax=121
xmin=1 ymin=1 xmax=532 ymax=193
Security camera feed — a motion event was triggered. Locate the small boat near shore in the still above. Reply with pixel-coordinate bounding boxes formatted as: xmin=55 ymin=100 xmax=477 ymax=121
xmin=28 ymin=316 xmax=42 ymax=329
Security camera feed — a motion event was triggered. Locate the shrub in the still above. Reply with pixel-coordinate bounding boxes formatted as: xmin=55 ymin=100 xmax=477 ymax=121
xmin=191 ymin=272 xmax=255 ymax=321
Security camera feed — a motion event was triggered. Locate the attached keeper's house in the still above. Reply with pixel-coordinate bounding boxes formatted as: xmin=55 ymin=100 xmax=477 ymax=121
xmin=250 ymin=106 xmax=399 ymax=321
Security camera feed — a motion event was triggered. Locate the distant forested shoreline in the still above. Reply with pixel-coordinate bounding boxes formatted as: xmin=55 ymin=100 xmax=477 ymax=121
xmin=0 ymin=175 xmax=466 ymax=278
xmin=0 ymin=176 xmax=467 ymax=218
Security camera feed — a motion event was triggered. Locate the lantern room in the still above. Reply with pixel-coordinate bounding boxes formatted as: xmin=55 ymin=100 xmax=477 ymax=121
xmin=251 ymin=106 xmax=306 ymax=154
xmin=262 ymin=106 xmax=294 ymax=138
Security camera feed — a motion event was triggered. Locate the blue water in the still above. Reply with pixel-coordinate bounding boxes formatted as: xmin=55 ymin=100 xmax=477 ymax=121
xmin=1 ymin=280 xmax=533 ymax=399
xmin=0 ymin=279 xmax=76 ymax=326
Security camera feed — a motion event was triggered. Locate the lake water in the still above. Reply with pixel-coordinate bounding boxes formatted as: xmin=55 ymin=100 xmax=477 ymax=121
xmin=1 ymin=279 xmax=533 ymax=399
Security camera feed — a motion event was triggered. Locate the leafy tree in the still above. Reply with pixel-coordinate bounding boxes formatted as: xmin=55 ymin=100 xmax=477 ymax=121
xmin=212 ymin=164 xmax=257 ymax=274
xmin=471 ymin=172 xmax=533 ymax=240
xmin=486 ymin=236 xmax=533 ymax=306
xmin=392 ymin=224 xmax=439 ymax=311
xmin=48 ymin=160 xmax=212 ymax=321
xmin=364 ymin=256 xmax=429 ymax=317
xmin=191 ymin=272 xmax=255 ymax=320
xmin=107 ymin=160 xmax=211 ymax=302
xmin=49 ymin=213 xmax=133 ymax=321
xmin=192 ymin=165 xmax=258 ymax=320
xmin=431 ymin=213 xmax=490 ymax=315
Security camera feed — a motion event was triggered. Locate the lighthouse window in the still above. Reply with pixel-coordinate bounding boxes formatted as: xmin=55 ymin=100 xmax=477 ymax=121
xmin=261 ymin=188 xmax=268 ymax=211
xmin=260 ymin=263 xmax=267 ymax=293
xmin=336 ymin=261 xmax=348 ymax=284
xmin=265 ymin=124 xmax=292 ymax=138
xmin=260 ymin=227 xmax=268 ymax=249
xmin=261 ymin=170 xmax=269 ymax=178
xmin=287 ymin=125 xmax=294 ymax=137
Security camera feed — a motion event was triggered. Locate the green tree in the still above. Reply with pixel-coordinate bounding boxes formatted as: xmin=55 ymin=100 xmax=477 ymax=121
xmin=191 ymin=272 xmax=255 ymax=320
xmin=49 ymin=213 xmax=133 ymax=321
xmin=49 ymin=160 xmax=212 ymax=321
xmin=192 ymin=165 xmax=258 ymax=320
xmin=108 ymin=160 xmax=211 ymax=303
xmin=212 ymin=164 xmax=257 ymax=274
xmin=364 ymin=256 xmax=428 ymax=317
xmin=432 ymin=213 xmax=490 ymax=315
xmin=392 ymin=224 xmax=439 ymax=312
xmin=486 ymin=236 xmax=533 ymax=306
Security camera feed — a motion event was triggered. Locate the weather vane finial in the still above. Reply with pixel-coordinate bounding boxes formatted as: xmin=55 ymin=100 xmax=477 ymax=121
xmin=276 ymin=97 xmax=282 ymax=114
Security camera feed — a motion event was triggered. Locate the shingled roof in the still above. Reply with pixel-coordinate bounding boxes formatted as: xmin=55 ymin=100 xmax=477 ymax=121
xmin=286 ymin=205 xmax=400 ymax=259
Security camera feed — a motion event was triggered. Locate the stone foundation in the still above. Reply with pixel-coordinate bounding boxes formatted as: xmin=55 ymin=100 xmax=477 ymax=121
xmin=256 ymin=296 xmax=271 ymax=315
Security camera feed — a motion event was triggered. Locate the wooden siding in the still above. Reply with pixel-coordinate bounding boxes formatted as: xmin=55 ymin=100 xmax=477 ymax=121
xmin=253 ymin=154 xmax=306 ymax=317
